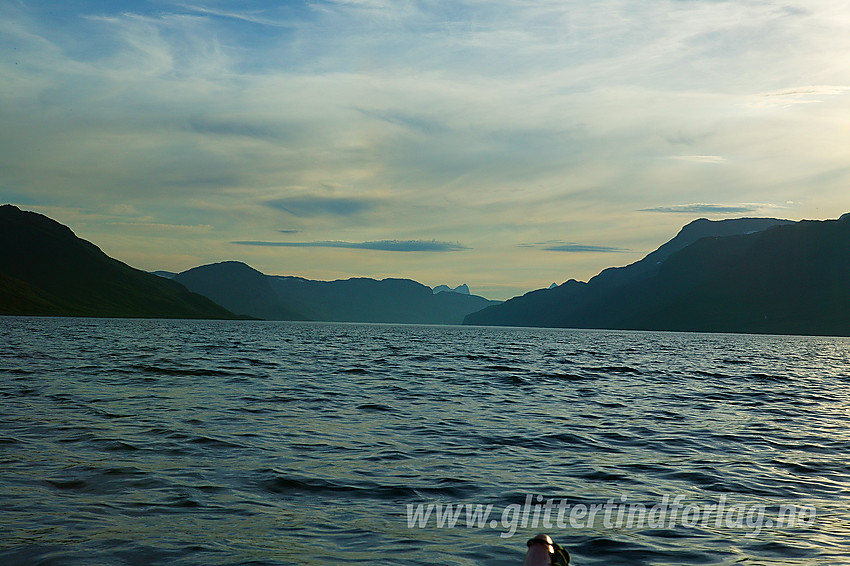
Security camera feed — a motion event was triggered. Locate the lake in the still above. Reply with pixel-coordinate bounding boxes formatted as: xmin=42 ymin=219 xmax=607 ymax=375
xmin=1 ymin=318 xmax=849 ymax=565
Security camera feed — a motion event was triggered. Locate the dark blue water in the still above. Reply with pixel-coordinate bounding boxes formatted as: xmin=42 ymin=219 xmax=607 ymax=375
xmin=1 ymin=318 xmax=849 ymax=565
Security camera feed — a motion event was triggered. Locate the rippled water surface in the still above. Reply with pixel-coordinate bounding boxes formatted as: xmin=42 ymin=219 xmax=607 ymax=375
xmin=2 ymin=318 xmax=850 ymax=565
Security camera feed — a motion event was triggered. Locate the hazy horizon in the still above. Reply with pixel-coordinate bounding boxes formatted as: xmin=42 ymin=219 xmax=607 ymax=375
xmin=3 ymin=1 xmax=850 ymax=300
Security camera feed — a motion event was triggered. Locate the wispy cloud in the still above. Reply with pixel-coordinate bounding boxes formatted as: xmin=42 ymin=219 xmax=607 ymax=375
xmin=669 ymin=155 xmax=727 ymax=164
xmin=521 ymin=241 xmax=628 ymax=253
xmin=232 ymin=239 xmax=467 ymax=252
xmin=178 ymin=4 xmax=298 ymax=29
xmin=186 ymin=116 xmax=289 ymax=142
xmin=641 ymin=203 xmax=780 ymax=214
xmin=107 ymin=221 xmax=214 ymax=232
xmin=753 ymin=85 xmax=850 ymax=109
xmin=543 ymin=243 xmax=629 ymax=253
xmin=266 ymin=197 xmax=376 ymax=217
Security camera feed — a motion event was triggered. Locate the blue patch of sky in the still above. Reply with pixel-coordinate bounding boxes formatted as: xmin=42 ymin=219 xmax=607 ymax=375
xmin=16 ymin=1 xmax=318 ymax=71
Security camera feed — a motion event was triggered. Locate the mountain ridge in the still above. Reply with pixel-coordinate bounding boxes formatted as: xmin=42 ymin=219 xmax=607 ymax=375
xmin=174 ymin=261 xmax=501 ymax=324
xmin=7 ymin=203 xmax=850 ymax=335
xmin=466 ymin=217 xmax=793 ymax=328
xmin=465 ymin=215 xmax=850 ymax=336
xmin=0 ymin=205 xmax=238 ymax=319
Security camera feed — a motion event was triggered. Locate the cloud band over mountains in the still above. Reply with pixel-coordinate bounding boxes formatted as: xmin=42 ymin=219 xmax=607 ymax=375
xmin=233 ymin=239 xmax=467 ymax=252
xmin=521 ymin=241 xmax=629 ymax=253
xmin=641 ymin=203 xmax=780 ymax=214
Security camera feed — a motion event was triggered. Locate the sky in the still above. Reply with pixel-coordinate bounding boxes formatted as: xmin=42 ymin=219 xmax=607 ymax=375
xmin=2 ymin=0 xmax=850 ymax=300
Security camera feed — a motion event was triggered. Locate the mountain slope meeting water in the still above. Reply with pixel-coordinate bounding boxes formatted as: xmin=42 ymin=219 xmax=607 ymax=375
xmin=0 ymin=205 xmax=497 ymax=324
xmin=173 ymin=261 xmax=309 ymax=321
xmin=174 ymin=261 xmax=500 ymax=324
xmin=466 ymin=215 xmax=850 ymax=336
xmin=0 ymin=205 xmax=237 ymax=319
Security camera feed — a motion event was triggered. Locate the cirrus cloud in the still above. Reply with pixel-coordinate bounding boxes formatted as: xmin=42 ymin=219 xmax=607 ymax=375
xmin=521 ymin=241 xmax=629 ymax=253
xmin=640 ymin=203 xmax=782 ymax=214
xmin=232 ymin=239 xmax=468 ymax=252
xmin=266 ymin=196 xmax=376 ymax=217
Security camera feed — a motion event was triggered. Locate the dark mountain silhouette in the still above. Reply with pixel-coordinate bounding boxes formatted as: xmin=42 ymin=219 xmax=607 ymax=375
xmin=465 ymin=217 xmax=791 ymax=328
xmin=175 ymin=262 xmax=307 ymax=321
xmin=462 ymin=215 xmax=850 ymax=335
xmin=174 ymin=261 xmax=500 ymax=323
xmin=585 ymin=217 xmax=793 ymax=291
xmin=14 ymin=202 xmax=847 ymax=334
xmin=0 ymin=205 xmax=237 ymax=319
xmin=622 ymin=214 xmax=850 ymax=335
